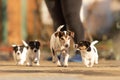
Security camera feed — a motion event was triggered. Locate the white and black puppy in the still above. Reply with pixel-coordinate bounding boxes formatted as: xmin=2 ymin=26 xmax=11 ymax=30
xmin=76 ymin=40 xmax=99 ymax=67
xmin=12 ymin=45 xmax=27 ymax=65
xmin=50 ymin=25 xmax=74 ymax=67
xmin=22 ymin=40 xmax=41 ymax=66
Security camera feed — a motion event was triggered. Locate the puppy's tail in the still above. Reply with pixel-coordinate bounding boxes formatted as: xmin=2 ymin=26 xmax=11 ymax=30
xmin=91 ymin=40 xmax=98 ymax=46
xmin=56 ymin=25 xmax=64 ymax=31
xmin=22 ymin=40 xmax=28 ymax=47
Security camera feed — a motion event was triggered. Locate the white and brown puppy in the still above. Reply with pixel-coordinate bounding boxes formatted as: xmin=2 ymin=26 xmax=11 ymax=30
xmin=50 ymin=25 xmax=74 ymax=67
xmin=22 ymin=40 xmax=41 ymax=66
xmin=76 ymin=40 xmax=99 ymax=67
xmin=12 ymin=45 xmax=27 ymax=65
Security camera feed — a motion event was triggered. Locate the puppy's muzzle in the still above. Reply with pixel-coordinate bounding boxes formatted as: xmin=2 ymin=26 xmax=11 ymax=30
xmin=16 ymin=52 xmax=20 ymax=55
xmin=34 ymin=49 xmax=37 ymax=52
xmin=65 ymin=44 xmax=69 ymax=48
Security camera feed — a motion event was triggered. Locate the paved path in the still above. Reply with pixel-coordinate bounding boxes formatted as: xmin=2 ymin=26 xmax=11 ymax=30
xmin=0 ymin=60 xmax=120 ymax=80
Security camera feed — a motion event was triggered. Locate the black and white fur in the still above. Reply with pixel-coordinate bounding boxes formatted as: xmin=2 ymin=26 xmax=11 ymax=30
xmin=12 ymin=45 xmax=27 ymax=65
xmin=77 ymin=40 xmax=99 ymax=67
xmin=50 ymin=25 xmax=74 ymax=67
xmin=22 ymin=40 xmax=41 ymax=66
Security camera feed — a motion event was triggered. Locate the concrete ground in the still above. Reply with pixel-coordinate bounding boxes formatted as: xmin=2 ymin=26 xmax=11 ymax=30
xmin=0 ymin=60 xmax=120 ymax=80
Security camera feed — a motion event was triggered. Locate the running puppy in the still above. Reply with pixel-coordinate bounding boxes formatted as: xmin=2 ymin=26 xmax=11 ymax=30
xmin=22 ymin=40 xmax=41 ymax=66
xmin=76 ymin=40 xmax=99 ymax=67
xmin=50 ymin=25 xmax=74 ymax=67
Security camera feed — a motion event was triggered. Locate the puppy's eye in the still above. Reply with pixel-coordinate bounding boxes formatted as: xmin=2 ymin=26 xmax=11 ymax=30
xmin=20 ymin=48 xmax=23 ymax=52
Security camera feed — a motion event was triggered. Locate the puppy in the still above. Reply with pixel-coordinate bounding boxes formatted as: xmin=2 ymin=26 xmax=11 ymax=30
xmin=22 ymin=40 xmax=41 ymax=66
xmin=76 ymin=40 xmax=99 ymax=67
xmin=50 ymin=25 xmax=74 ymax=67
xmin=12 ymin=44 xmax=27 ymax=65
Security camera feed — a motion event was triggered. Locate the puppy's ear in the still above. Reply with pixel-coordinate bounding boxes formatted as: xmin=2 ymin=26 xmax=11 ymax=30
xmin=85 ymin=41 xmax=90 ymax=47
xmin=68 ymin=30 xmax=74 ymax=38
xmin=85 ymin=41 xmax=91 ymax=51
xmin=55 ymin=31 xmax=59 ymax=37
xmin=87 ymin=47 xmax=91 ymax=51
xmin=36 ymin=41 xmax=41 ymax=46
xmin=12 ymin=45 xmax=17 ymax=50
xmin=55 ymin=31 xmax=63 ymax=38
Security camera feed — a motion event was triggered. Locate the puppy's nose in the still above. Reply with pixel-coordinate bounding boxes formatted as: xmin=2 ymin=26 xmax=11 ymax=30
xmin=17 ymin=53 xmax=20 ymax=55
xmin=65 ymin=44 xmax=69 ymax=48
xmin=34 ymin=50 xmax=37 ymax=52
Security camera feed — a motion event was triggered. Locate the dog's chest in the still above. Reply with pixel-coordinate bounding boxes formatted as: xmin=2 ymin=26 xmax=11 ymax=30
xmin=81 ymin=50 xmax=93 ymax=59
xmin=15 ymin=55 xmax=21 ymax=60
xmin=27 ymin=50 xmax=37 ymax=59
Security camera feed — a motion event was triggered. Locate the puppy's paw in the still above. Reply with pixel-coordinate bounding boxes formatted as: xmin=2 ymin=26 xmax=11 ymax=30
xmin=52 ymin=60 xmax=56 ymax=63
xmin=36 ymin=63 xmax=40 ymax=66
xmin=26 ymin=63 xmax=32 ymax=67
xmin=63 ymin=63 xmax=68 ymax=67
xmin=95 ymin=61 xmax=98 ymax=64
xmin=52 ymin=57 xmax=56 ymax=63
xmin=57 ymin=61 xmax=62 ymax=67
xmin=18 ymin=61 xmax=24 ymax=65
xmin=57 ymin=65 xmax=62 ymax=67
xmin=64 ymin=65 xmax=68 ymax=67
xmin=85 ymin=64 xmax=90 ymax=67
xmin=34 ymin=60 xmax=37 ymax=64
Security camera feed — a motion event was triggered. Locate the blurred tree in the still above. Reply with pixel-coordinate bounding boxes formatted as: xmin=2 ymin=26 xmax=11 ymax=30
xmin=21 ymin=0 xmax=27 ymax=41
xmin=1 ymin=0 xmax=43 ymax=44
xmin=0 ymin=0 xmax=2 ymax=43
xmin=27 ymin=0 xmax=42 ymax=40
xmin=7 ymin=0 xmax=22 ymax=44
xmin=1 ymin=0 xmax=7 ymax=44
